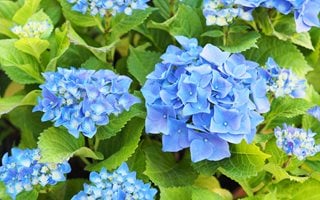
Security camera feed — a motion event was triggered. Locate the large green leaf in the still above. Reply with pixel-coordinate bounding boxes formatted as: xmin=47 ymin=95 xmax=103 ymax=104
xmin=0 ymin=39 xmax=43 ymax=84
xmin=38 ymin=127 xmax=103 ymax=163
xmin=0 ymin=1 xmax=20 ymax=19
xmin=86 ymin=118 xmax=144 ymax=171
xmin=0 ymin=18 xmax=16 ymax=38
xmin=16 ymin=190 xmax=38 ymax=200
xmin=273 ymin=179 xmax=320 ymax=199
xmin=149 ymin=4 xmax=203 ymax=37
xmin=109 ymin=8 xmax=155 ymax=42
xmin=244 ymin=36 xmax=312 ymax=77
xmin=127 ymin=47 xmax=161 ymax=85
xmin=14 ymin=38 xmax=49 ymax=61
xmin=144 ymin=142 xmax=198 ymax=187
xmin=160 ymin=186 xmax=192 ymax=200
xmin=0 ymin=90 xmax=40 ymax=117
xmin=13 ymin=0 xmax=41 ymax=24
xmin=264 ymin=163 xmax=308 ymax=183
xmin=220 ymin=31 xmax=260 ymax=53
xmin=95 ymin=102 xmax=145 ymax=140
xmin=68 ymin=23 xmax=116 ymax=62
xmin=264 ymin=97 xmax=313 ymax=129
xmin=0 ymin=182 xmax=11 ymax=200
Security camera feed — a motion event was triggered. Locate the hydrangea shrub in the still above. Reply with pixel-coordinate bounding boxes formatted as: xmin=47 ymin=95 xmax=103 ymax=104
xmin=0 ymin=0 xmax=320 ymax=199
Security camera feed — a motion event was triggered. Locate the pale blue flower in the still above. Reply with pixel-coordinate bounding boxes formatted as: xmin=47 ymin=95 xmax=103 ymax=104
xmin=275 ymin=124 xmax=320 ymax=160
xmin=142 ymin=36 xmax=270 ymax=162
xmin=33 ymin=68 xmax=140 ymax=138
xmin=72 ymin=163 xmax=157 ymax=200
xmin=0 ymin=148 xmax=70 ymax=199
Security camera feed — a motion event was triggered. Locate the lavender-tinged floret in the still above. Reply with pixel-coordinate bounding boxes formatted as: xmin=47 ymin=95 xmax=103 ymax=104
xmin=142 ymin=36 xmax=270 ymax=162
xmin=72 ymin=163 xmax=157 ymax=200
xmin=274 ymin=124 xmax=320 ymax=160
xmin=33 ymin=68 xmax=140 ymax=138
xmin=308 ymin=106 xmax=320 ymax=122
xmin=0 ymin=148 xmax=71 ymax=199
xmin=264 ymin=57 xmax=306 ymax=98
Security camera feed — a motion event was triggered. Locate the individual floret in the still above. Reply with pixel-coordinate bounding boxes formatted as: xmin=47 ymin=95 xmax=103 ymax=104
xmin=72 ymin=163 xmax=157 ymax=200
xmin=308 ymin=106 xmax=320 ymax=122
xmin=0 ymin=148 xmax=71 ymax=199
xmin=33 ymin=68 xmax=140 ymax=138
xmin=141 ymin=36 xmax=270 ymax=162
xmin=264 ymin=57 xmax=305 ymax=98
xmin=274 ymin=124 xmax=320 ymax=160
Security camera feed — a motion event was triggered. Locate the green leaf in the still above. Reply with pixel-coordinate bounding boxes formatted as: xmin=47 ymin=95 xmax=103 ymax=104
xmin=192 ymin=187 xmax=224 ymax=200
xmin=220 ymin=31 xmax=260 ymax=53
xmin=201 ymin=30 xmax=224 ymax=38
xmin=127 ymin=47 xmax=161 ymax=85
xmin=273 ymin=179 xmax=320 ymax=199
xmin=109 ymin=8 xmax=155 ymax=42
xmin=244 ymin=36 xmax=312 ymax=77
xmin=13 ymin=0 xmax=41 ymax=24
xmin=0 ymin=1 xmax=20 ymax=19
xmin=40 ymin=0 xmax=62 ymax=25
xmin=15 ymin=38 xmax=49 ymax=61
xmin=86 ymin=118 xmax=144 ymax=171
xmin=46 ymin=23 xmax=70 ymax=71
xmin=264 ymin=163 xmax=308 ymax=183
xmin=126 ymin=143 xmax=149 ymax=182
xmin=0 ymin=182 xmax=11 ymax=200
xmin=160 ymin=186 xmax=192 ymax=200
xmin=153 ymin=0 xmax=171 ymax=19
xmin=38 ymin=127 xmax=103 ymax=163
xmin=149 ymin=5 xmax=203 ymax=37
xmin=95 ymin=102 xmax=145 ymax=140
xmin=16 ymin=190 xmax=38 ymax=200
xmin=0 ymin=39 xmax=43 ymax=84
xmin=68 ymin=23 xmax=116 ymax=62
xmin=0 ymin=90 xmax=40 ymax=117
xmin=9 ymin=106 xmax=50 ymax=148
xmin=265 ymin=137 xmax=288 ymax=166
xmin=0 ymin=18 xmax=17 ymax=38
xmin=265 ymin=97 xmax=313 ymax=129
xmin=58 ymin=0 xmax=103 ymax=28
xmin=144 ymin=142 xmax=198 ymax=187
xmin=81 ymin=56 xmax=113 ymax=70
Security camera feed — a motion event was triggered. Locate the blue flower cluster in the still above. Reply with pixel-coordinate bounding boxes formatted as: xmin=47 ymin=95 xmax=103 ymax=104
xmin=202 ymin=0 xmax=320 ymax=32
xmin=308 ymin=106 xmax=320 ymax=121
xmin=33 ymin=67 xmax=140 ymax=138
xmin=0 ymin=148 xmax=71 ymax=199
xmin=203 ymin=0 xmax=254 ymax=26
xmin=67 ymin=0 xmax=150 ymax=16
xmin=72 ymin=163 xmax=157 ymax=200
xmin=263 ymin=58 xmax=305 ymax=98
xmin=274 ymin=124 xmax=320 ymax=160
xmin=141 ymin=36 xmax=270 ymax=162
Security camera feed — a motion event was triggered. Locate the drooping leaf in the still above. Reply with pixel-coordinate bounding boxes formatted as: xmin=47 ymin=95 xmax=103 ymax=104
xmin=38 ymin=127 xmax=103 ymax=163
xmin=127 ymin=47 xmax=161 ymax=85
xmin=144 ymin=142 xmax=198 ymax=187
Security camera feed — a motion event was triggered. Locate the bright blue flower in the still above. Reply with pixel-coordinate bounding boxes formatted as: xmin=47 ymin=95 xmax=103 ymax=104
xmin=264 ymin=58 xmax=306 ymax=98
xmin=33 ymin=68 xmax=140 ymax=138
xmin=294 ymin=0 xmax=320 ymax=32
xmin=67 ymin=0 xmax=150 ymax=16
xmin=274 ymin=124 xmax=320 ymax=160
xmin=0 ymin=148 xmax=70 ymax=199
xmin=142 ymin=36 xmax=270 ymax=162
xmin=308 ymin=106 xmax=320 ymax=121
xmin=72 ymin=163 xmax=157 ymax=200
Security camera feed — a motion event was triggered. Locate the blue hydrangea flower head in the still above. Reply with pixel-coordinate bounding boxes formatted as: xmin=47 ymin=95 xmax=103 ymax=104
xmin=142 ymin=36 xmax=270 ymax=162
xmin=308 ymin=106 xmax=320 ymax=121
xmin=294 ymin=0 xmax=320 ymax=32
xmin=72 ymin=162 xmax=157 ymax=200
xmin=67 ymin=0 xmax=150 ymax=16
xmin=274 ymin=124 xmax=320 ymax=160
xmin=202 ymin=0 xmax=254 ymax=26
xmin=33 ymin=68 xmax=140 ymax=138
xmin=264 ymin=57 xmax=306 ymax=98
xmin=0 ymin=148 xmax=71 ymax=199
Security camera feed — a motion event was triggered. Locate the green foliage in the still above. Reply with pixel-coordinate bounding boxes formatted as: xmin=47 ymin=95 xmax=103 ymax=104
xmin=127 ymin=47 xmax=161 ymax=85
